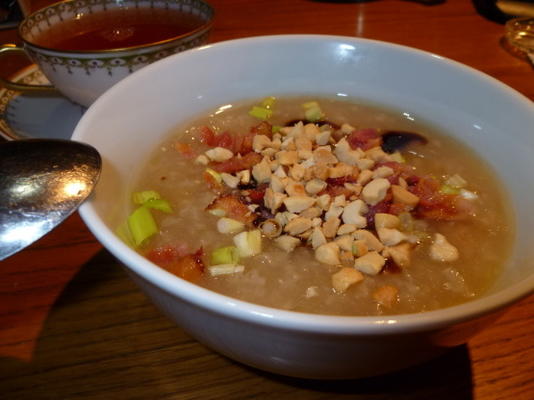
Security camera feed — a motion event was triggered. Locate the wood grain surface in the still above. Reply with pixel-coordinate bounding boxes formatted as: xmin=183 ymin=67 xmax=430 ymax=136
xmin=0 ymin=0 xmax=533 ymax=399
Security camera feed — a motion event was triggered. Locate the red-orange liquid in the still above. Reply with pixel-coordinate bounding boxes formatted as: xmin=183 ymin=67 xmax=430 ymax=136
xmin=33 ymin=7 xmax=206 ymax=51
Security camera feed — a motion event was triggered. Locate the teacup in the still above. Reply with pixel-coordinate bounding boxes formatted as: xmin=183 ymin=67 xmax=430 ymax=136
xmin=0 ymin=0 xmax=214 ymax=107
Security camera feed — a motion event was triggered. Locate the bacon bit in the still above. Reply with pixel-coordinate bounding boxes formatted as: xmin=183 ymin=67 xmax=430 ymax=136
xmin=246 ymin=185 xmax=267 ymax=204
xmin=211 ymin=152 xmax=262 ymax=173
xmin=317 ymin=176 xmax=358 ymax=198
xmin=199 ymin=122 xmax=272 ymax=155
xmin=347 ymin=128 xmax=382 ymax=151
xmin=388 ymin=202 xmax=412 ymax=216
xmin=145 ymin=243 xmax=190 ymax=264
xmin=206 ymin=194 xmax=257 ymax=225
xmin=250 ymin=121 xmax=273 ymax=138
xmin=146 ymin=247 xmax=205 ymax=282
xmin=376 ymin=161 xmax=412 ymax=185
xmin=326 ymin=176 xmax=357 ymax=187
xmin=174 ymin=142 xmax=195 ymax=158
xmin=199 ymin=126 xmax=217 ymax=146
xmin=410 ymin=176 xmax=473 ymax=220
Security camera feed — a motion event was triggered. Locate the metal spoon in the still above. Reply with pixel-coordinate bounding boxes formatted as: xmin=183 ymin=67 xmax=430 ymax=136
xmin=0 ymin=139 xmax=101 ymax=261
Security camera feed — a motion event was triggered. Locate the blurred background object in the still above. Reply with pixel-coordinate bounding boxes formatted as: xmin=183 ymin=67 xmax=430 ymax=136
xmin=473 ymin=0 xmax=534 ymax=23
xmin=505 ymin=16 xmax=534 ymax=61
xmin=0 ymin=0 xmax=22 ymax=29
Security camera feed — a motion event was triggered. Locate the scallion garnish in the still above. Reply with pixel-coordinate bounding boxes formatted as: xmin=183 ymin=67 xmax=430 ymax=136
xmin=127 ymin=206 xmax=158 ymax=247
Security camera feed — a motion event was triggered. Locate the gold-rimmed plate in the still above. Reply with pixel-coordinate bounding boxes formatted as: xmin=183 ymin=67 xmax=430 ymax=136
xmin=0 ymin=65 xmax=85 ymax=140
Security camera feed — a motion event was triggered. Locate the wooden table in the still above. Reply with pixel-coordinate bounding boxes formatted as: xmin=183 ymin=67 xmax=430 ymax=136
xmin=1 ymin=0 xmax=533 ymax=398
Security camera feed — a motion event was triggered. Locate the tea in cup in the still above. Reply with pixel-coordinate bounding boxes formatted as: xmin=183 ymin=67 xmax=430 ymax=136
xmin=0 ymin=0 xmax=214 ymax=107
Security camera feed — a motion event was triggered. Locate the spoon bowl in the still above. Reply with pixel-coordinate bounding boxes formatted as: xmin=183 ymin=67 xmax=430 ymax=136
xmin=0 ymin=139 xmax=101 ymax=260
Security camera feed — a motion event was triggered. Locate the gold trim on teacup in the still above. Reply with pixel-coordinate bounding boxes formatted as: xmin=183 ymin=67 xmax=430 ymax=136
xmin=19 ymin=0 xmax=214 ymax=55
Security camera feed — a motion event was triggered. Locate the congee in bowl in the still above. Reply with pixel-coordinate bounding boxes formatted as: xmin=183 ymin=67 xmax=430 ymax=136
xmin=123 ymin=96 xmax=513 ymax=316
xmin=73 ymin=35 xmax=534 ymax=378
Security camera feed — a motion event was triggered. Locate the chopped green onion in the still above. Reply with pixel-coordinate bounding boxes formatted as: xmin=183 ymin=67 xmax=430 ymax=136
xmin=116 ymin=221 xmax=135 ymax=248
xmin=132 ymin=190 xmax=161 ymax=205
xmin=207 ymin=208 xmax=226 ymax=217
xmin=445 ymin=174 xmax=468 ymax=189
xmin=144 ymin=198 xmax=173 ymax=213
xmin=127 ymin=206 xmax=158 ymax=247
xmin=302 ymin=101 xmax=324 ymax=122
xmin=208 ymin=264 xmax=245 ymax=276
xmin=211 ymin=246 xmax=240 ymax=265
xmin=272 ymin=125 xmax=282 ymax=133
xmin=249 ymin=106 xmax=273 ymax=120
xmin=233 ymin=230 xmax=262 ymax=257
xmin=205 ymin=168 xmax=222 ymax=184
xmin=439 ymin=184 xmax=460 ymax=195
xmin=302 ymin=101 xmax=320 ymax=109
xmin=460 ymin=189 xmax=478 ymax=200
xmin=304 ymin=106 xmax=324 ymax=122
xmin=390 ymin=152 xmax=406 ymax=163
xmin=261 ymin=96 xmax=276 ymax=109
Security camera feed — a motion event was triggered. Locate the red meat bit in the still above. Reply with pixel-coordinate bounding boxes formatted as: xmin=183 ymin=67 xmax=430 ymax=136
xmin=199 ymin=122 xmax=272 ymax=155
xmin=206 ymin=194 xmax=257 ymax=225
xmin=174 ymin=142 xmax=195 ymax=158
xmin=326 ymin=176 xmax=357 ymax=187
xmin=347 ymin=128 xmax=382 ymax=151
xmin=250 ymin=121 xmax=273 ymax=138
xmin=199 ymin=126 xmax=217 ymax=146
xmin=365 ymin=192 xmax=393 ymax=226
xmin=245 ymin=184 xmax=267 ymax=204
xmin=146 ymin=246 xmax=204 ymax=282
xmin=388 ymin=202 xmax=412 ymax=216
xmin=210 ymin=152 xmax=262 ymax=173
xmin=145 ymin=243 xmax=190 ymax=264
xmin=376 ymin=161 xmax=413 ymax=185
xmin=410 ymin=176 xmax=473 ymax=220
xmin=320 ymin=185 xmax=354 ymax=199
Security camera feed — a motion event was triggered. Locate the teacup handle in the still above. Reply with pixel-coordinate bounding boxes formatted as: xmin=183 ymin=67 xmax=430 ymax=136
xmin=0 ymin=44 xmax=55 ymax=92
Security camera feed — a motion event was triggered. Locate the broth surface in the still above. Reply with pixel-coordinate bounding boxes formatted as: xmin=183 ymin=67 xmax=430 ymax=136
xmin=33 ymin=7 xmax=205 ymax=51
xmin=132 ymin=97 xmax=513 ymax=316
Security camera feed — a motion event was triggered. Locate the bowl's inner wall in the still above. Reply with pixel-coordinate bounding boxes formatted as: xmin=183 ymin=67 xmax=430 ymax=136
xmin=76 ymin=37 xmax=534 ymax=299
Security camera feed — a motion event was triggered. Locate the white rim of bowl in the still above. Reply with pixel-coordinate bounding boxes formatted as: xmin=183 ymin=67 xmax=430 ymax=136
xmin=76 ymin=34 xmax=534 ymax=336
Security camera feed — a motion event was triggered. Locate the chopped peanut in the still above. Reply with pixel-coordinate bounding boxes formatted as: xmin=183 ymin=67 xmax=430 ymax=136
xmin=311 ymin=227 xmax=327 ymax=249
xmin=374 ymin=213 xmax=400 ymax=229
xmin=283 ymin=196 xmax=316 ymax=213
xmin=284 ymin=217 xmax=313 ymax=235
xmin=430 ymin=233 xmax=459 ymax=262
xmin=354 ymin=230 xmax=384 ymax=252
xmin=315 ymin=242 xmax=341 ymax=265
xmin=275 ymin=235 xmax=301 ymax=252
xmin=373 ymin=285 xmax=399 ymax=307
xmin=377 ymin=228 xmax=407 ymax=246
xmin=251 ymin=157 xmax=272 ymax=183
xmin=305 ymin=179 xmax=327 ymax=195
xmin=385 ymin=242 xmax=412 ymax=267
xmin=361 ymin=178 xmax=391 ymax=206
xmin=205 ymin=147 xmax=234 ymax=162
xmin=322 ymin=216 xmax=341 ymax=238
xmin=332 ymin=267 xmax=364 ymax=293
xmin=354 ymin=251 xmax=386 ymax=275
xmin=391 ymin=185 xmax=419 ymax=207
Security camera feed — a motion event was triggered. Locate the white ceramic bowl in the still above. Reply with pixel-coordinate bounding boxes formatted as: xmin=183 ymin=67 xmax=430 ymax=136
xmin=72 ymin=35 xmax=534 ymax=379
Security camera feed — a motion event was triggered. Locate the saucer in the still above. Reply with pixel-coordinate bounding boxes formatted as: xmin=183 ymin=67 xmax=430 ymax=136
xmin=0 ymin=65 xmax=86 ymax=141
